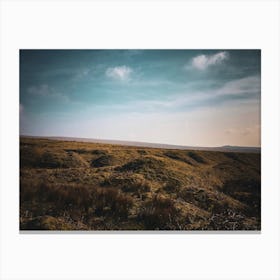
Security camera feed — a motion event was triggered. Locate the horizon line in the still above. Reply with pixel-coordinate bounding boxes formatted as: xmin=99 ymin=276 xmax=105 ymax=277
xmin=20 ymin=134 xmax=261 ymax=149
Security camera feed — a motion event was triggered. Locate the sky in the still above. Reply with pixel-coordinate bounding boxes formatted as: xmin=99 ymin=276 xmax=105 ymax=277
xmin=20 ymin=50 xmax=261 ymax=147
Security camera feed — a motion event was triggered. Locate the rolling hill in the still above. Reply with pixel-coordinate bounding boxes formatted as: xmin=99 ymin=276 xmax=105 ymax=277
xmin=20 ymin=137 xmax=261 ymax=231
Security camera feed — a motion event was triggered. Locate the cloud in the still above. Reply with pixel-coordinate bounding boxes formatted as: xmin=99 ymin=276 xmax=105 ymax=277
xmin=175 ymin=75 xmax=260 ymax=107
xmin=27 ymin=84 xmax=50 ymax=96
xmin=27 ymin=84 xmax=69 ymax=102
xmin=191 ymin=51 xmax=229 ymax=70
xmin=106 ymin=75 xmax=260 ymax=119
xmin=105 ymin=66 xmax=133 ymax=81
xmin=216 ymin=75 xmax=260 ymax=96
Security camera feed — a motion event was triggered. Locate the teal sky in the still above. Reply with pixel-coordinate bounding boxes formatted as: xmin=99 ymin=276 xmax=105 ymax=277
xmin=20 ymin=50 xmax=261 ymax=147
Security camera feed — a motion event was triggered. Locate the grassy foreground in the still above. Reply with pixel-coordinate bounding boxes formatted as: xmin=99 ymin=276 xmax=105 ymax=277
xmin=20 ymin=137 xmax=261 ymax=231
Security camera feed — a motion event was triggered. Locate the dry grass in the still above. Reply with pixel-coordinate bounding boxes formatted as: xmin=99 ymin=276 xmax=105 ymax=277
xmin=20 ymin=137 xmax=261 ymax=230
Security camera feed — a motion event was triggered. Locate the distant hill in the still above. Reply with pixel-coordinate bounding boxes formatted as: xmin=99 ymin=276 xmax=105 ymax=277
xmin=21 ymin=135 xmax=261 ymax=153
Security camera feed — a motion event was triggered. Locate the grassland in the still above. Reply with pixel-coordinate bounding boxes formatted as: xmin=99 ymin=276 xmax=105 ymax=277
xmin=20 ymin=137 xmax=261 ymax=231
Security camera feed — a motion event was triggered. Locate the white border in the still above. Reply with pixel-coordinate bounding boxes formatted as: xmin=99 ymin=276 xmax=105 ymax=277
xmin=1 ymin=1 xmax=280 ymax=279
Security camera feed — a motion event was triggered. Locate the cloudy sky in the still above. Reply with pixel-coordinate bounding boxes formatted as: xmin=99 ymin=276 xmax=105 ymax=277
xmin=20 ymin=50 xmax=261 ymax=147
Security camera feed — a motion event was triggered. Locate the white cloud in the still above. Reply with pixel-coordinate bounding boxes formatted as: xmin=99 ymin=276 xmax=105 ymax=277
xmin=120 ymin=75 xmax=260 ymax=113
xmin=191 ymin=51 xmax=229 ymax=70
xmin=90 ymin=75 xmax=260 ymax=119
xmin=216 ymin=75 xmax=260 ymax=95
xmin=27 ymin=84 xmax=69 ymax=102
xmin=105 ymin=65 xmax=133 ymax=81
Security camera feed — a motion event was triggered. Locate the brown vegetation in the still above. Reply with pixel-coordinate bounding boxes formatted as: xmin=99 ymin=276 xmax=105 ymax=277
xmin=20 ymin=137 xmax=261 ymax=230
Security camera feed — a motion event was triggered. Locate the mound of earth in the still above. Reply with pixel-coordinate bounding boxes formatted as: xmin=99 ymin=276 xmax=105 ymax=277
xmin=20 ymin=147 xmax=89 ymax=168
xmin=177 ymin=186 xmax=246 ymax=213
xmin=102 ymin=173 xmax=152 ymax=193
xmin=116 ymin=156 xmax=166 ymax=173
xmin=91 ymin=154 xmax=120 ymax=167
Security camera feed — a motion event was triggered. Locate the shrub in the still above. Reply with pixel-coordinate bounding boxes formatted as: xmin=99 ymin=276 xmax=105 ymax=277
xmin=21 ymin=181 xmax=93 ymax=213
xmin=137 ymin=195 xmax=183 ymax=230
xmin=162 ymin=177 xmax=182 ymax=193
xmin=21 ymin=180 xmax=133 ymax=220
xmin=94 ymin=188 xmax=133 ymax=218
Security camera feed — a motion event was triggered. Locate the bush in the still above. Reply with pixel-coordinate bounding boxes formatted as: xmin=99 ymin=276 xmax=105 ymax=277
xmin=137 ymin=195 xmax=183 ymax=230
xmin=94 ymin=188 xmax=133 ymax=218
xmin=162 ymin=177 xmax=182 ymax=193
xmin=21 ymin=181 xmax=133 ymax=221
xmin=21 ymin=182 xmax=93 ymax=211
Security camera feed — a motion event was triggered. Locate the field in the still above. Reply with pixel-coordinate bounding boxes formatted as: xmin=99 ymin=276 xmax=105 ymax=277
xmin=20 ymin=137 xmax=261 ymax=231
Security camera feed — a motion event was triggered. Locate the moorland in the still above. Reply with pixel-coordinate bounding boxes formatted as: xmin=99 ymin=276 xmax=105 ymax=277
xmin=20 ymin=137 xmax=261 ymax=230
